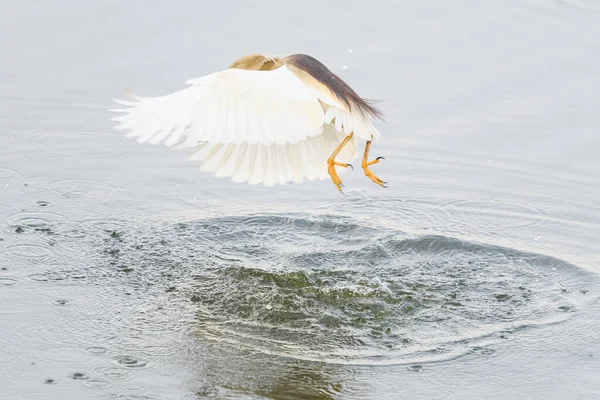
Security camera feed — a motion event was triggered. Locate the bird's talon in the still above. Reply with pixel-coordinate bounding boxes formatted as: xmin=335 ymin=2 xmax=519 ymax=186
xmin=348 ymin=164 xmax=354 ymax=170
xmin=327 ymin=134 xmax=355 ymax=191
xmin=376 ymin=156 xmax=385 ymax=161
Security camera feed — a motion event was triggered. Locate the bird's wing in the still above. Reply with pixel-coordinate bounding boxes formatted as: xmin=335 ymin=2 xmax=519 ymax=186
xmin=110 ymin=66 xmax=326 ymax=147
xmin=323 ymin=106 xmax=381 ymax=140
xmin=283 ymin=64 xmax=381 ymax=141
xmin=187 ymin=123 xmax=358 ymax=186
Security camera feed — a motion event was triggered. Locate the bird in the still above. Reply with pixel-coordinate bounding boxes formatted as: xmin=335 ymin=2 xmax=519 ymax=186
xmin=110 ymin=53 xmax=386 ymax=192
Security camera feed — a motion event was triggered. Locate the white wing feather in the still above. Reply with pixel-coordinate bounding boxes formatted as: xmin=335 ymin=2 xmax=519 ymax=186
xmin=187 ymin=123 xmax=358 ymax=186
xmin=324 ymin=106 xmax=380 ymax=141
xmin=110 ymin=66 xmax=326 ymax=146
xmin=110 ymin=64 xmax=384 ymax=187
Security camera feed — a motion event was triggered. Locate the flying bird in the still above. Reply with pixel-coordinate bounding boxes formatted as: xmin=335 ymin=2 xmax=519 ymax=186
xmin=110 ymin=53 xmax=386 ymax=191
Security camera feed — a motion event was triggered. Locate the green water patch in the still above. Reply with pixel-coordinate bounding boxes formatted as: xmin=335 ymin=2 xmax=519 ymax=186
xmin=67 ymin=212 xmax=598 ymax=366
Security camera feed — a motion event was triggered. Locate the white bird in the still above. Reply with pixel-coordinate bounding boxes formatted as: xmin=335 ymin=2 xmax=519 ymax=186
xmin=110 ymin=53 xmax=386 ymax=191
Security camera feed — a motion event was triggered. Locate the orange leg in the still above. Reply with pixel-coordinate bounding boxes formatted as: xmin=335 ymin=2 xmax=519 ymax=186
xmin=327 ymin=133 xmax=354 ymax=192
xmin=362 ymin=138 xmax=387 ymax=187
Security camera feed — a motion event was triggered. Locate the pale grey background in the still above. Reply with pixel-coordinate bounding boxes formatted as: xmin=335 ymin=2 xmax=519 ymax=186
xmin=1 ymin=1 xmax=599 ymax=399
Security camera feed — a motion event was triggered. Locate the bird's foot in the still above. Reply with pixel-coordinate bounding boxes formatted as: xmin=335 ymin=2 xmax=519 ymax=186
xmin=362 ymin=157 xmax=387 ymax=187
xmin=328 ymin=161 xmax=353 ymax=192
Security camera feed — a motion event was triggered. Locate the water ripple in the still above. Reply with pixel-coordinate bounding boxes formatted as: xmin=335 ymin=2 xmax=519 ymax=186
xmin=90 ymin=213 xmax=599 ymax=366
xmin=2 ymin=369 xmax=37 ymax=380
xmin=109 ymin=355 xmax=151 ymax=369
xmin=5 ymin=210 xmax=67 ymax=231
xmin=0 ymin=167 xmax=21 ymax=181
xmin=5 ymin=244 xmax=52 ymax=260
xmin=21 ymin=176 xmax=119 ymax=199
xmin=35 ymin=346 xmax=98 ymax=365
xmin=440 ymin=198 xmax=546 ymax=231
xmin=0 ymin=277 xmax=19 ymax=286
xmin=0 ymin=351 xmax=21 ymax=366
xmin=20 ymin=128 xmax=138 ymax=159
xmin=89 ymin=366 xmax=132 ymax=382
xmin=399 ymin=172 xmax=453 ymax=188
xmin=0 ymin=133 xmax=14 ymax=148
xmin=83 ymin=379 xmax=112 ymax=389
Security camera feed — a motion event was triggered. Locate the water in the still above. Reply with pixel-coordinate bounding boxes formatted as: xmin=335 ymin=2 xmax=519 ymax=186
xmin=1 ymin=1 xmax=600 ymax=399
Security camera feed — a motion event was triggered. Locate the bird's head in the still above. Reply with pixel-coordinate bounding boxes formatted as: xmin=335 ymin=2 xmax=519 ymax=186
xmin=229 ymin=54 xmax=282 ymax=71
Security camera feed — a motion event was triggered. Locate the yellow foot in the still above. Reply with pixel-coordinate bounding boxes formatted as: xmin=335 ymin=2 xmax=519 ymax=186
xmin=362 ymin=157 xmax=387 ymax=187
xmin=328 ymin=161 xmax=353 ymax=192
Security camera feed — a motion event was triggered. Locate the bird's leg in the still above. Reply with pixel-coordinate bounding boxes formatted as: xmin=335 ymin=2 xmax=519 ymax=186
xmin=327 ymin=133 xmax=354 ymax=192
xmin=362 ymin=137 xmax=387 ymax=187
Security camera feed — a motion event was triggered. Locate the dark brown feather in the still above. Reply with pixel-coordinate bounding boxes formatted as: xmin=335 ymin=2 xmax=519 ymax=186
xmin=284 ymin=54 xmax=384 ymax=120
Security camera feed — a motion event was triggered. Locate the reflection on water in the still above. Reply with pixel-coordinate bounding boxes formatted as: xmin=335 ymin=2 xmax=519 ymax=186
xmin=193 ymin=348 xmax=347 ymax=399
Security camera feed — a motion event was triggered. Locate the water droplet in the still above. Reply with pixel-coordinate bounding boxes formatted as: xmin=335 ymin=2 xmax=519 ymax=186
xmin=68 ymin=372 xmax=89 ymax=380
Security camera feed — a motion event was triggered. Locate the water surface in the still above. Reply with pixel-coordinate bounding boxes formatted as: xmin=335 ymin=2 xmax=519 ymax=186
xmin=1 ymin=1 xmax=600 ymax=399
